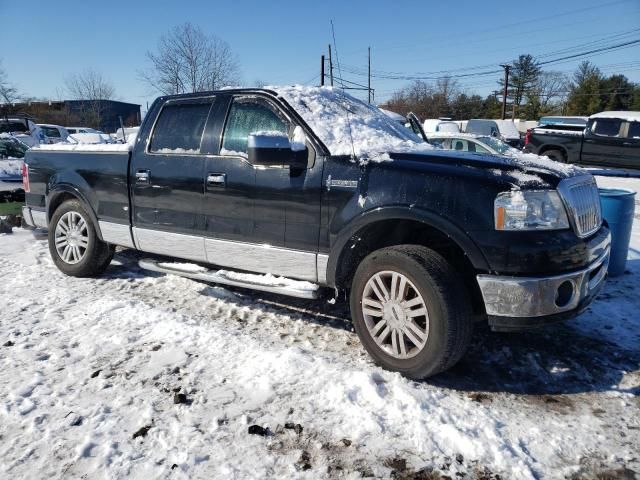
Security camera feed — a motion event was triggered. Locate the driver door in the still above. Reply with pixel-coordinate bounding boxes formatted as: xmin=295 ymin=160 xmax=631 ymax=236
xmin=202 ymin=94 xmax=322 ymax=281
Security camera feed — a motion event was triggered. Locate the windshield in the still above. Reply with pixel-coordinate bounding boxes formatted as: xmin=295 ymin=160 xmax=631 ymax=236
xmin=477 ymin=136 xmax=511 ymax=154
xmin=273 ymin=86 xmax=430 ymax=156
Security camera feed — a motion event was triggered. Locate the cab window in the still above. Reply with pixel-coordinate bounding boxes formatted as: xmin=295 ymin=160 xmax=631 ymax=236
xmin=627 ymin=121 xmax=640 ymax=139
xmin=42 ymin=126 xmax=61 ymax=138
xmin=221 ymin=97 xmax=289 ymax=157
xmin=149 ymin=101 xmax=213 ymax=153
xmin=591 ymin=119 xmax=622 ymax=137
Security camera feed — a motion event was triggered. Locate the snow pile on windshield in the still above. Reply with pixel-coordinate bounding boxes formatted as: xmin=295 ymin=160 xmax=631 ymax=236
xmin=272 ymin=85 xmax=432 ymax=157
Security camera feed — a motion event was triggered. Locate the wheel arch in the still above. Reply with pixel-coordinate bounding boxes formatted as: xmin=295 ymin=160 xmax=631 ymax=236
xmin=325 ymin=207 xmax=490 ymax=314
xmin=47 ymin=185 xmax=103 ymax=240
xmin=538 ymin=144 xmax=568 ymax=161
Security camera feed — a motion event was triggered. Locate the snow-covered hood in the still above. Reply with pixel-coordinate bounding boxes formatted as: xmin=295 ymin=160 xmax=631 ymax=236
xmin=383 ymin=149 xmax=586 ymax=189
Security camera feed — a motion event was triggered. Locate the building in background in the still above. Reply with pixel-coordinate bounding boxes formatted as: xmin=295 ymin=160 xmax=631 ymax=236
xmin=0 ymin=100 xmax=141 ymax=133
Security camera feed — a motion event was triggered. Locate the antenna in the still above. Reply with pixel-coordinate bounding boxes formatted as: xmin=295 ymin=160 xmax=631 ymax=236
xmin=330 ymin=20 xmax=357 ymax=160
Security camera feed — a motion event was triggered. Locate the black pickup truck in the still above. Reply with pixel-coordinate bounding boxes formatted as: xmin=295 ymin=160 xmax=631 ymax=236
xmin=524 ymin=111 xmax=640 ymax=169
xmin=22 ymin=86 xmax=610 ymax=378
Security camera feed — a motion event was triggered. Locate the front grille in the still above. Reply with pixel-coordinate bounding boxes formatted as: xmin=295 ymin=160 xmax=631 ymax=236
xmin=558 ymin=176 xmax=602 ymax=238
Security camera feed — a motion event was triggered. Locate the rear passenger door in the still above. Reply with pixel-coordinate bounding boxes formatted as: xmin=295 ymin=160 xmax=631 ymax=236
xmin=131 ymin=97 xmax=215 ymax=262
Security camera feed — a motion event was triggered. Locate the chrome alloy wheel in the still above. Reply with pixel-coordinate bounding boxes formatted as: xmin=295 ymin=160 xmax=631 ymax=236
xmin=361 ymin=270 xmax=430 ymax=359
xmin=54 ymin=211 xmax=89 ymax=265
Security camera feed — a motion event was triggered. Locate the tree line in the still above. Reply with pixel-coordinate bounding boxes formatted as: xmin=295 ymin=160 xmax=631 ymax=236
xmin=382 ymin=56 xmax=640 ymax=121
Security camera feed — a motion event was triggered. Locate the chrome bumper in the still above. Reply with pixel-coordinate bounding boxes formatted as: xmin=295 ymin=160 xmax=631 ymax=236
xmin=477 ymin=247 xmax=610 ymax=319
xmin=21 ymin=206 xmax=47 ymax=229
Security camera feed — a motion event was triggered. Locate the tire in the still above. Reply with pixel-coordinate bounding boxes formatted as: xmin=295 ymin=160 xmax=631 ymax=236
xmin=350 ymin=245 xmax=473 ymax=379
xmin=48 ymin=199 xmax=114 ymax=277
xmin=542 ymin=149 xmax=566 ymax=163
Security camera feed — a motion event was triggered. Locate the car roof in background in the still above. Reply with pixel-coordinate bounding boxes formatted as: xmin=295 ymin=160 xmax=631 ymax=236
xmin=539 ymin=116 xmax=588 ymax=126
xmin=589 ymin=111 xmax=640 ymax=122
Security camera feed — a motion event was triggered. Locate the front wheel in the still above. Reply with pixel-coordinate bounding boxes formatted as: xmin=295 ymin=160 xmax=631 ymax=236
xmin=350 ymin=245 xmax=473 ymax=379
xmin=48 ymin=199 xmax=114 ymax=277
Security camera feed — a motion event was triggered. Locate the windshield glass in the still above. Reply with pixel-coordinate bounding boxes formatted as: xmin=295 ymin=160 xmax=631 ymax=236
xmin=273 ymin=86 xmax=430 ymax=156
xmin=477 ymin=136 xmax=511 ymax=154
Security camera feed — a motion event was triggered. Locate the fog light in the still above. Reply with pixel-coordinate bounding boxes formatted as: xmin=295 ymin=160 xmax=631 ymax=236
xmin=555 ymin=280 xmax=575 ymax=308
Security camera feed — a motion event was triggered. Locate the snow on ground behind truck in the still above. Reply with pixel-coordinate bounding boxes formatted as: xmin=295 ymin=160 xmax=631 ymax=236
xmin=0 ymin=175 xmax=638 ymax=479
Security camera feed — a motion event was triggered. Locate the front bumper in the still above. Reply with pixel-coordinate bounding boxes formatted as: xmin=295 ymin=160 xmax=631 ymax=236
xmin=21 ymin=206 xmax=47 ymax=229
xmin=476 ymin=238 xmax=610 ymax=331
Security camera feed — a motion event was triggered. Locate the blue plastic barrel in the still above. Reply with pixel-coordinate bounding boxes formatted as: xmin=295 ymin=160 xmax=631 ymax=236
xmin=599 ymin=188 xmax=636 ymax=277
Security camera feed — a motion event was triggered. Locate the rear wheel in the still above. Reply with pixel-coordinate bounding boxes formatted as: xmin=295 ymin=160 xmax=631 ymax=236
xmin=48 ymin=199 xmax=114 ymax=277
xmin=350 ymin=245 xmax=473 ymax=379
xmin=542 ymin=149 xmax=566 ymax=163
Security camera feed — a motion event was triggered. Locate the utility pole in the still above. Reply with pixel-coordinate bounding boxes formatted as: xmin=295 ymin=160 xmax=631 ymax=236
xmin=320 ymin=55 xmax=325 ymax=86
xmin=368 ymin=46 xmax=371 ymax=104
xmin=500 ymin=64 xmax=510 ymax=120
xmin=328 ymin=44 xmax=334 ymax=86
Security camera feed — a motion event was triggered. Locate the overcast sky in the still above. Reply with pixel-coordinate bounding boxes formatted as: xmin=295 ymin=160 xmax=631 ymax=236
xmin=1 ymin=0 xmax=639 ymax=110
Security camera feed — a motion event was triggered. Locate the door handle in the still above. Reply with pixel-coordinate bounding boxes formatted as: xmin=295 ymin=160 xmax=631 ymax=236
xmin=584 ymin=139 xmax=595 ymax=143
xmin=622 ymin=142 xmax=634 ymax=146
xmin=135 ymin=169 xmax=150 ymax=184
xmin=206 ymin=173 xmax=226 ymax=187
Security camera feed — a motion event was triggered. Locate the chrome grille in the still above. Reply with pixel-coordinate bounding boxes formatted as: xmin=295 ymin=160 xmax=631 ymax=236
xmin=558 ymin=176 xmax=602 ymax=238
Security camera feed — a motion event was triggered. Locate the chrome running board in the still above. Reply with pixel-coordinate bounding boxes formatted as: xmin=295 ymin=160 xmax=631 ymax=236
xmin=138 ymin=259 xmax=320 ymax=299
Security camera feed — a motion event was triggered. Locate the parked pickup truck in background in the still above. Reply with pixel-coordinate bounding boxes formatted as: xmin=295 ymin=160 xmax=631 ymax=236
xmin=524 ymin=111 xmax=640 ymax=169
xmin=22 ymin=86 xmax=611 ymax=378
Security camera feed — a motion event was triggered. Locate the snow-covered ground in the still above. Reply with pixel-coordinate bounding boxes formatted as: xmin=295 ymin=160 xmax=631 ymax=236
xmin=1 ymin=176 xmax=638 ymax=479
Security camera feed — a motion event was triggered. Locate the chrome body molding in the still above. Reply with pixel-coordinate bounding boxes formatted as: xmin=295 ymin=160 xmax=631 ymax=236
xmin=130 ymin=227 xmax=321 ymax=282
xmin=317 ymin=254 xmax=329 ymax=285
xmin=477 ymin=243 xmax=610 ymax=318
xmin=204 ymin=237 xmax=317 ymax=282
xmin=133 ymin=227 xmax=207 ymax=262
xmin=138 ymin=258 xmax=319 ymax=299
xmin=99 ymin=221 xmax=135 ymax=248
xmin=22 ymin=206 xmax=47 ymax=229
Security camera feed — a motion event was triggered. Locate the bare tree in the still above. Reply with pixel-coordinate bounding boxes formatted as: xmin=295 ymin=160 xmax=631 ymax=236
xmin=0 ymin=60 xmax=19 ymax=103
xmin=140 ymin=23 xmax=240 ymax=95
xmin=65 ymin=69 xmax=116 ymax=128
xmin=525 ymin=71 xmax=568 ymax=118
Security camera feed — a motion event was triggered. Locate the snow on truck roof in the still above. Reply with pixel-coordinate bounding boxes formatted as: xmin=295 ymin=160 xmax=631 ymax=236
xmin=589 ymin=111 xmax=640 ymax=122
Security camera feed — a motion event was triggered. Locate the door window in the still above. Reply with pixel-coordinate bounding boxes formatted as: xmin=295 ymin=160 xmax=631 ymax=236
xmin=149 ymin=102 xmax=213 ymax=153
xmin=221 ymin=98 xmax=289 ymax=157
xmin=473 ymin=142 xmax=490 ymax=154
xmin=451 ymin=139 xmax=469 ymax=151
xmin=627 ymin=121 xmax=640 ymax=139
xmin=591 ymin=119 xmax=622 ymax=137
xmin=41 ymin=126 xmax=61 ymax=138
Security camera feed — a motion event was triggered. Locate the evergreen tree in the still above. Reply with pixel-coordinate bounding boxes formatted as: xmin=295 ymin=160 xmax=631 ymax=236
xmin=499 ymin=54 xmax=541 ymax=118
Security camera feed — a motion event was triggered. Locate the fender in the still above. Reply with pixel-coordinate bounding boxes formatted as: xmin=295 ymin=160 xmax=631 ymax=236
xmin=325 ymin=205 xmax=491 ymax=286
xmin=46 ymin=181 xmax=103 ymax=240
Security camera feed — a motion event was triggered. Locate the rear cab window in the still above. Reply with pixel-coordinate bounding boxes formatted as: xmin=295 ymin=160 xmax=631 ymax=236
xmin=149 ymin=101 xmax=214 ymax=154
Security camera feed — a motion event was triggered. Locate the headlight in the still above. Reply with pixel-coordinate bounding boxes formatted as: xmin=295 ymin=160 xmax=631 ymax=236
xmin=494 ymin=190 xmax=569 ymax=231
